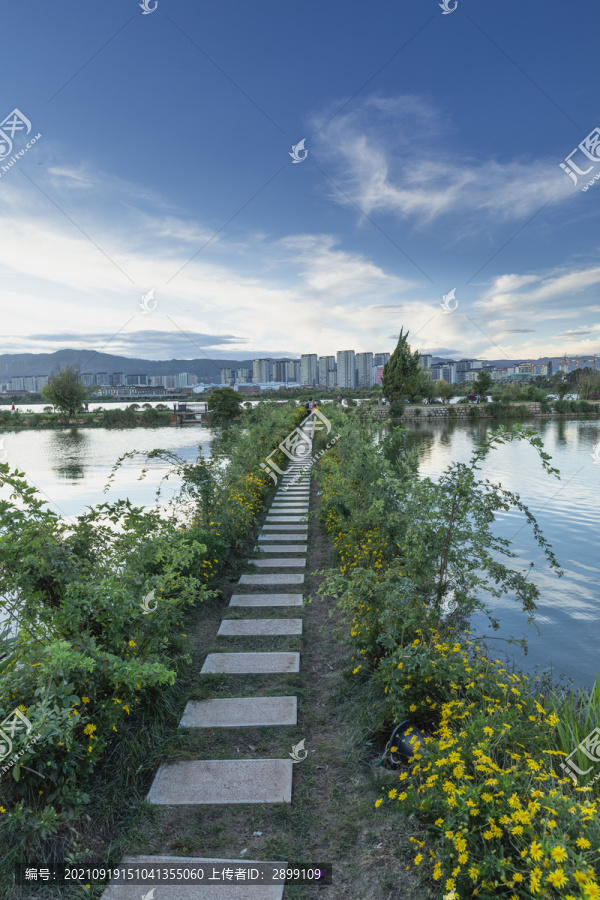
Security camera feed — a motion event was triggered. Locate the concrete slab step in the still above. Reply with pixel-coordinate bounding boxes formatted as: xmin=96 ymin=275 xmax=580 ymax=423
xmin=201 ymin=652 xmax=300 ymax=674
xmin=250 ymin=559 xmax=306 ymax=568
xmin=256 ymin=545 xmax=307 ymax=553
xmin=264 ymin=517 xmax=307 ymax=523
xmin=258 ymin=534 xmax=307 ymax=541
xmin=229 ymin=593 xmax=303 ymax=607
xmin=217 ymin=619 xmax=302 ymax=636
xmin=180 ymin=696 xmax=297 ymax=727
xmin=147 ymin=759 xmax=293 ymax=805
xmin=238 ymin=573 xmax=304 ymax=586
xmin=100 ymin=856 xmax=286 ymax=899
xmin=261 ymin=525 xmax=307 ymax=531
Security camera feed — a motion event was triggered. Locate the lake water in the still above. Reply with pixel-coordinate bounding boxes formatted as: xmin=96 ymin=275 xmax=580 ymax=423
xmin=402 ymin=417 xmax=600 ymax=689
xmin=0 ymin=425 xmax=213 ymax=520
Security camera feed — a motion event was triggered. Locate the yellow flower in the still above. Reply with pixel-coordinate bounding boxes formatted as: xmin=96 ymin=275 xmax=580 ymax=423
xmin=83 ymin=724 xmax=96 ymax=736
xmin=375 ymin=798 xmax=383 ymax=808
xmin=546 ymin=713 xmax=559 ymax=727
xmin=530 ymin=842 xmax=543 ymax=861
xmin=576 ymin=838 xmax=591 ymax=849
xmin=414 ymin=854 xmax=423 ymax=866
xmin=547 ymin=868 xmax=567 ymax=889
xmin=550 ymin=846 xmax=567 ymax=863
xmin=82 ymin=697 xmax=90 ymax=704
xmin=128 ymin=640 xmax=136 ymax=647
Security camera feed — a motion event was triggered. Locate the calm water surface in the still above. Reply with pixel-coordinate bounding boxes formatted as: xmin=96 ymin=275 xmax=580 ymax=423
xmin=403 ymin=418 xmax=600 ymax=688
xmin=0 ymin=425 xmax=213 ymax=519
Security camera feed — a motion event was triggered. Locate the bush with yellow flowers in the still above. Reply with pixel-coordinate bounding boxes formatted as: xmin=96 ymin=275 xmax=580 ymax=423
xmin=377 ymin=629 xmax=600 ymax=898
xmin=316 ymin=415 xmax=600 ymax=897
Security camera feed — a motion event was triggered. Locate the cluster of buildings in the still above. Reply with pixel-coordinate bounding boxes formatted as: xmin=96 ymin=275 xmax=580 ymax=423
xmin=424 ymin=357 xmax=553 ymax=384
xmin=220 ymin=352 xmax=391 ymax=391
xmin=0 ymin=371 xmax=200 ymax=397
xmin=0 ymin=353 xmax=572 ymax=398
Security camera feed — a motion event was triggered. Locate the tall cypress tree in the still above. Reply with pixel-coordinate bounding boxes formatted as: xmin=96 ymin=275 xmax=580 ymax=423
xmin=382 ymin=328 xmax=422 ymax=402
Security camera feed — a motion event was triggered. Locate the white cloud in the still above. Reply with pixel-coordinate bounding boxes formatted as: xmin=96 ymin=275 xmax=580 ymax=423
xmin=315 ymin=95 xmax=574 ymax=227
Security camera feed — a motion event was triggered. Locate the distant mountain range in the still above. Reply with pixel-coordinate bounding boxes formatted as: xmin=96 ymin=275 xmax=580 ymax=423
xmin=0 ymin=350 xmax=295 ymax=383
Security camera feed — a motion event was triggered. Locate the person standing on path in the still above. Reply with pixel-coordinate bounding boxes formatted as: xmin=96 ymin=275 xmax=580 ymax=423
xmin=10 ymin=404 xmax=15 ymax=414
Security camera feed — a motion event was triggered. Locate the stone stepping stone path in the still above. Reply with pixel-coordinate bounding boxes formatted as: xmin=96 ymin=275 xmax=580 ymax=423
xmin=239 ymin=573 xmax=304 ymax=586
xmin=103 ymin=428 xmax=313 ymax=899
xmin=102 ymin=857 xmax=286 ymax=900
xmin=257 ymin=545 xmax=307 ymax=553
xmin=264 ymin=516 xmax=307 ymax=523
xmin=251 ymin=558 xmax=306 ymax=568
xmin=148 ymin=759 xmax=293 ymax=804
xmin=217 ymin=618 xmax=302 ymax=636
xmin=180 ymin=696 xmax=297 ymax=727
xmin=262 ymin=524 xmax=307 ymax=531
xmin=229 ymin=593 xmax=303 ymax=607
xmin=201 ymin=651 xmax=300 ymax=674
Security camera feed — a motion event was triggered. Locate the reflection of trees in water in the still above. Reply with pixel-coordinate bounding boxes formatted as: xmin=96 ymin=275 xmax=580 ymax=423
xmin=56 ymin=464 xmax=85 ymax=480
xmin=50 ymin=428 xmax=88 ymax=480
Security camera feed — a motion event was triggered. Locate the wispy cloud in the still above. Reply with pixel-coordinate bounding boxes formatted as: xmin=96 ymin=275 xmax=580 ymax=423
xmin=315 ymin=95 xmax=573 ymax=228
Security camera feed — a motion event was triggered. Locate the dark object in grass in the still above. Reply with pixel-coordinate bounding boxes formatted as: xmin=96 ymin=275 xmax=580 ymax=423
xmin=387 ymin=720 xmax=426 ymax=768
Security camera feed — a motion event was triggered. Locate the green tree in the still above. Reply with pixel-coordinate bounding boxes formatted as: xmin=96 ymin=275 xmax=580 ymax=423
xmin=471 ymin=370 xmax=493 ymax=396
xmin=382 ymin=328 xmax=422 ymax=402
xmin=436 ymin=378 xmax=453 ymax=404
xmin=41 ymin=365 xmax=93 ymax=417
xmin=207 ymin=387 xmax=243 ymax=422
xmin=577 ymin=369 xmax=600 ymax=399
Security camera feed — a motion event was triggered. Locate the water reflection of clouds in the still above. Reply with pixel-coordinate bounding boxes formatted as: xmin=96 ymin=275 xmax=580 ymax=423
xmin=407 ymin=418 xmax=600 ymax=686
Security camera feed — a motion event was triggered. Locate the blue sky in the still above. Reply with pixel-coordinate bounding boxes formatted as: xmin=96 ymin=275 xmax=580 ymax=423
xmin=1 ymin=0 xmax=600 ymax=364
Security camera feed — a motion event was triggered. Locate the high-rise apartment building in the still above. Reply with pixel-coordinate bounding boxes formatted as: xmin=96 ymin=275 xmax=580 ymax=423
xmin=289 ymin=360 xmax=301 ymax=383
xmin=420 ymin=354 xmax=433 ymax=368
xmin=273 ymin=360 xmax=290 ymax=382
xmin=253 ymin=359 xmax=273 ymax=383
xmin=237 ymin=367 xmax=251 ymax=383
xmin=318 ymin=356 xmax=336 ymax=386
xmin=355 ymin=352 xmax=374 ymax=388
xmin=300 ymin=354 xmax=318 ymax=386
xmin=374 ymin=352 xmax=391 ymax=367
xmin=337 ymin=350 xmax=356 ymax=389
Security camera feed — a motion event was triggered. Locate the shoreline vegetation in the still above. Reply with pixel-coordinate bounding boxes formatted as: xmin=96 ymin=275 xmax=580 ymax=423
xmin=1 ymin=397 xmax=600 ymax=431
xmin=313 ymin=408 xmax=600 ymax=899
xmin=0 ymin=404 xmax=306 ymax=897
